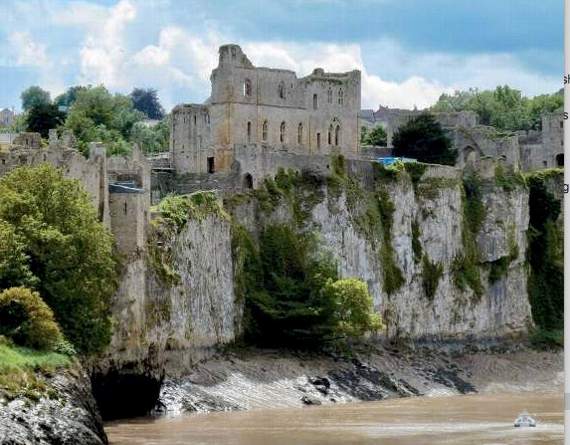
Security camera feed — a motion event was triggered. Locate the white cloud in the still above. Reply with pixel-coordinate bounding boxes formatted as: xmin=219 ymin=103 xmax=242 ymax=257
xmin=78 ymin=0 xmax=137 ymax=88
xmin=2 ymin=0 xmax=558 ymax=112
xmin=8 ymin=31 xmax=49 ymax=67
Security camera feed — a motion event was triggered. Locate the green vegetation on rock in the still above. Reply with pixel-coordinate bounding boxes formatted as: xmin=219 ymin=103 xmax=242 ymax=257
xmin=422 ymin=255 xmax=443 ymax=301
xmin=232 ymin=224 xmax=380 ymax=347
xmin=526 ymin=170 xmax=563 ymax=345
xmin=411 ymin=220 xmax=422 ymax=264
xmin=452 ymin=175 xmax=484 ymax=301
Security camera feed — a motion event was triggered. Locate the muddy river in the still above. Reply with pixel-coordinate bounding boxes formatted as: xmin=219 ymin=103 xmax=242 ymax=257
xmin=106 ymin=391 xmax=562 ymax=444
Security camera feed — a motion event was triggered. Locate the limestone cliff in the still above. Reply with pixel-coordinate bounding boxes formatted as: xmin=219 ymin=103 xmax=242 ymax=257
xmin=95 ymin=159 xmax=534 ymax=417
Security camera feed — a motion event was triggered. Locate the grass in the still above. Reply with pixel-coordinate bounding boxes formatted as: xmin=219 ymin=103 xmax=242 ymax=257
xmin=0 ymin=340 xmax=72 ymax=400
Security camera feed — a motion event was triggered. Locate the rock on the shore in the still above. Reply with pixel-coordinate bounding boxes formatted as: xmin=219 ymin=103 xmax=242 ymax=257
xmin=0 ymin=367 xmax=107 ymax=445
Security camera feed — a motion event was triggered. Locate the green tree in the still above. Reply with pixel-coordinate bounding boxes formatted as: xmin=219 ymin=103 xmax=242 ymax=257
xmin=0 ymin=165 xmax=118 ymax=354
xmin=130 ymin=116 xmax=170 ymax=153
xmin=20 ymin=86 xmax=51 ymax=111
xmin=363 ymin=125 xmax=387 ymax=146
xmin=392 ymin=113 xmax=456 ymax=165
xmin=26 ymin=103 xmax=66 ymax=138
xmin=130 ymin=88 xmax=165 ymax=120
xmin=65 ymin=85 xmax=144 ymax=155
xmin=431 ymin=86 xmax=563 ymax=131
xmin=21 ymin=86 xmax=51 ymax=112
xmin=0 ymin=221 xmax=37 ymax=289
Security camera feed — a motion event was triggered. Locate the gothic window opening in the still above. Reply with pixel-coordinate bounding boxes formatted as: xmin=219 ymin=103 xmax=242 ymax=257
xmin=338 ymin=89 xmax=344 ymax=105
xmin=556 ymin=153 xmax=564 ymax=167
xmin=207 ymin=157 xmax=215 ymax=174
xmin=313 ymin=94 xmax=318 ymax=110
xmin=194 ymin=115 xmax=197 ymax=125
xmin=298 ymin=123 xmax=303 ymax=145
xmin=328 ymin=125 xmax=333 ymax=145
xmin=262 ymin=120 xmax=268 ymax=142
xmin=317 ymin=132 xmax=321 ymax=149
xmin=327 ymin=88 xmax=332 ymax=103
xmin=244 ymin=79 xmax=252 ymax=97
xmin=335 ymin=125 xmax=341 ymax=146
xmin=247 ymin=121 xmax=252 ymax=143
xmin=278 ymin=82 xmax=286 ymax=99
xmin=280 ymin=121 xmax=286 ymax=143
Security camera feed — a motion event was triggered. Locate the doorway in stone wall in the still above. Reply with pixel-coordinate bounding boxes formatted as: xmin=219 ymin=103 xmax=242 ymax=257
xmin=556 ymin=153 xmax=564 ymax=167
xmin=207 ymin=157 xmax=215 ymax=173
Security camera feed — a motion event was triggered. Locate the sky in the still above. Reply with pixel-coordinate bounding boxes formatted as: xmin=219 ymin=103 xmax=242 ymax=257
xmin=0 ymin=0 xmax=563 ymax=112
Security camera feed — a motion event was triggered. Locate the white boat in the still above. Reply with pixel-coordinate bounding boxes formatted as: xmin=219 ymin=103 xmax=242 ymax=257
xmin=514 ymin=411 xmax=537 ymax=427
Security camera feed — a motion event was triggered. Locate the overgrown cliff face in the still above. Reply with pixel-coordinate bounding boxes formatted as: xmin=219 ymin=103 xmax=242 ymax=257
xmin=98 ymin=161 xmax=534 ymax=418
xmin=229 ymin=162 xmax=532 ymax=340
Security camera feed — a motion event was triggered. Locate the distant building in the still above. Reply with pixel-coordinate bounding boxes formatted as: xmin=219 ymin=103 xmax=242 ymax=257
xmin=0 ymin=108 xmax=16 ymax=128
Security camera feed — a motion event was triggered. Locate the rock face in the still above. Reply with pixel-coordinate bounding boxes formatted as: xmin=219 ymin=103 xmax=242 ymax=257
xmin=0 ymin=368 xmax=107 ymax=445
xmin=98 ymin=161 xmax=534 ymax=417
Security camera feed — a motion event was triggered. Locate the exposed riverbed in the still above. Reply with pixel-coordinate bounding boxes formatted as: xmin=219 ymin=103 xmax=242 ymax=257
xmin=105 ymin=347 xmax=562 ymax=444
xmin=106 ymin=391 xmax=563 ymax=445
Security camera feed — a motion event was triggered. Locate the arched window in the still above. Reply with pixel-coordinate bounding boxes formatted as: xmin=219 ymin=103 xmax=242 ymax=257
xmin=313 ymin=94 xmax=318 ymax=110
xmin=280 ymin=121 xmax=286 ymax=143
xmin=338 ymin=89 xmax=344 ymax=105
xmin=194 ymin=115 xmax=197 ymax=125
xmin=244 ymin=173 xmax=253 ymax=189
xmin=328 ymin=125 xmax=333 ymax=145
xmin=297 ymin=123 xmax=303 ymax=145
xmin=244 ymin=79 xmax=252 ymax=97
xmin=335 ymin=125 xmax=341 ymax=146
xmin=262 ymin=120 xmax=268 ymax=142
xmin=327 ymin=88 xmax=333 ymax=104
xmin=278 ymin=81 xmax=286 ymax=99
xmin=247 ymin=121 xmax=252 ymax=143
xmin=316 ymin=132 xmax=321 ymax=149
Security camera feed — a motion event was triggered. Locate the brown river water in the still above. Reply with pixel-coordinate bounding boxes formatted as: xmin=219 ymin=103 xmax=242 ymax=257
xmin=106 ymin=391 xmax=563 ymax=445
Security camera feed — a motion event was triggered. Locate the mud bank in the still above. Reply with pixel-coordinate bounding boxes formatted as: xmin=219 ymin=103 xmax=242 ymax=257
xmin=156 ymin=343 xmax=562 ymax=415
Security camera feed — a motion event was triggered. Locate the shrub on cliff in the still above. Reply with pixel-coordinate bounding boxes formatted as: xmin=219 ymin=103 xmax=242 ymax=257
xmin=0 ymin=165 xmax=118 ymax=354
xmin=322 ymin=278 xmax=382 ymax=337
xmin=392 ymin=113 xmax=456 ymax=165
xmin=237 ymin=224 xmax=381 ymax=346
xmin=0 ymin=287 xmax=62 ymax=350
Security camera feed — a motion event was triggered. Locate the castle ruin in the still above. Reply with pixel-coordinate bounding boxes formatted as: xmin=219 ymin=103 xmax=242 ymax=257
xmin=170 ymin=44 xmax=361 ymax=175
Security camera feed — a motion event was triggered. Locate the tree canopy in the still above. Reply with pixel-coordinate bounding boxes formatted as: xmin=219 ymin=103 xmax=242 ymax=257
xmin=431 ymin=86 xmax=563 ymax=131
xmin=130 ymin=88 xmax=165 ymax=120
xmin=20 ymin=86 xmax=51 ymax=112
xmin=54 ymin=86 xmax=87 ymax=110
xmin=26 ymin=103 xmax=66 ymax=138
xmin=64 ymin=85 xmax=145 ymax=155
xmin=0 ymin=165 xmax=118 ymax=354
xmin=361 ymin=125 xmax=387 ymax=146
xmin=392 ymin=113 xmax=456 ymax=165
